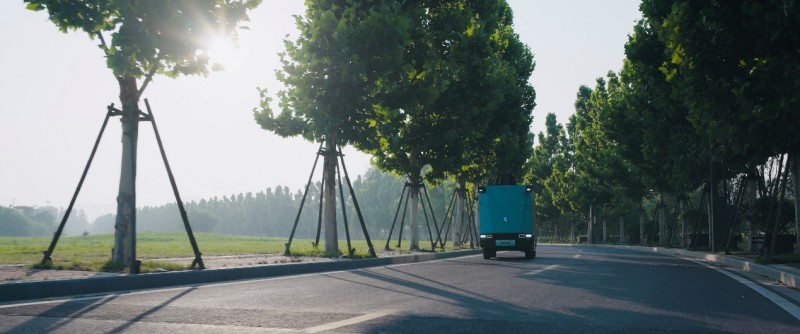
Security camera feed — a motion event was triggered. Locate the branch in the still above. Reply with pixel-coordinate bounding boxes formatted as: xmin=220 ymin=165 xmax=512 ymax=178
xmin=136 ymin=51 xmax=163 ymax=100
xmin=96 ymin=32 xmax=110 ymax=55
xmin=96 ymin=32 xmax=120 ymax=80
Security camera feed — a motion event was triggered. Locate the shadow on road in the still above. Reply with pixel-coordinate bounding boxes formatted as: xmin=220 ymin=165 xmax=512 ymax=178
xmin=1 ymin=294 xmax=119 ymax=333
xmin=0 ymin=287 xmax=197 ymax=333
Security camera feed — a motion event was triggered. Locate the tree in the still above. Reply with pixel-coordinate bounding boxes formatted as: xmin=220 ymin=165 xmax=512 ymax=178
xmin=255 ymin=0 xmax=414 ymax=255
xmin=0 ymin=206 xmax=35 ymax=236
xmin=569 ymin=76 xmax=644 ymax=243
xmin=526 ymin=114 xmax=565 ymax=239
xmin=26 ymin=0 xmax=260 ymax=266
xmin=612 ymin=20 xmax=709 ymax=195
xmin=636 ymin=0 xmax=800 ymax=251
xmin=641 ymin=0 xmax=800 ymax=168
xmin=363 ymin=0 xmax=534 ymax=249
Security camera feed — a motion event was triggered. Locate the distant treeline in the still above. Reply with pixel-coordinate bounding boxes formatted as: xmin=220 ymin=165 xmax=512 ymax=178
xmin=2 ymin=168 xmax=456 ymax=241
xmin=0 ymin=205 xmax=89 ymax=237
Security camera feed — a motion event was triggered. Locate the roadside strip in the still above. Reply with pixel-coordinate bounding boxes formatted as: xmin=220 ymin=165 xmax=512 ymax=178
xmin=0 ymin=249 xmax=480 ymax=304
xmin=685 ymin=257 xmax=800 ymax=321
xmin=587 ymin=244 xmax=799 ymax=289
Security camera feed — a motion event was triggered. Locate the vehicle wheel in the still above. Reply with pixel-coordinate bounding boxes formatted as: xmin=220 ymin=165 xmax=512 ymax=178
xmin=483 ymin=248 xmax=493 ymax=259
xmin=524 ymin=249 xmax=533 ymax=259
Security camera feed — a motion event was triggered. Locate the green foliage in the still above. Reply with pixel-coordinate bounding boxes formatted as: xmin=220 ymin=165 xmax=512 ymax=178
xmin=639 ymin=0 xmax=800 ymax=169
xmin=525 ymin=74 xmax=644 ymax=239
xmin=569 ymin=76 xmax=644 ymax=216
xmin=410 ymin=1 xmax=533 ymax=184
xmin=256 ymin=1 xmax=535 ymax=186
xmin=613 ymin=20 xmax=709 ymax=193
xmin=0 ymin=205 xmax=83 ymax=237
xmin=25 ymin=0 xmax=262 ymax=79
xmin=0 ymin=206 xmax=35 ymax=236
xmin=254 ymin=0 xmax=412 ymax=145
xmin=526 ymin=113 xmax=569 ymax=223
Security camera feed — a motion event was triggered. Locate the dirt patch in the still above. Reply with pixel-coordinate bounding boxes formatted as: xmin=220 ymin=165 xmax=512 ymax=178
xmin=0 ymin=265 xmax=121 ymax=283
xmin=149 ymin=254 xmax=335 ymax=269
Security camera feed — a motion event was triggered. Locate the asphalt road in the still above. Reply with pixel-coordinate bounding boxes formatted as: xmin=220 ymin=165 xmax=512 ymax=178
xmin=1 ymin=245 xmax=799 ymax=333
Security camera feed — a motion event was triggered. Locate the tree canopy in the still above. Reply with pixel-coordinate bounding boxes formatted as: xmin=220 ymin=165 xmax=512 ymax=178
xmin=26 ymin=0 xmax=260 ymax=84
xmin=254 ymin=0 xmax=412 ymax=145
xmin=640 ymin=0 xmax=800 ymax=169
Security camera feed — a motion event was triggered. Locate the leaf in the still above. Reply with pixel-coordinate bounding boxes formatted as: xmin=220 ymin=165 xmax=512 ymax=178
xmin=26 ymin=3 xmax=43 ymax=11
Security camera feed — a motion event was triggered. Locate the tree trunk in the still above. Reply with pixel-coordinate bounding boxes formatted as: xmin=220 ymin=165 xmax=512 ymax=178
xmin=454 ymin=183 xmax=465 ymax=247
xmin=793 ymin=153 xmax=800 ymax=254
xmin=602 ymin=219 xmax=607 ymax=243
xmin=680 ymin=199 xmax=687 ymax=247
xmin=570 ymin=219 xmax=576 ymax=243
xmin=619 ymin=216 xmax=625 ymax=244
xmin=639 ymin=209 xmax=645 ymax=245
xmin=587 ymin=205 xmax=593 ymax=244
xmin=707 ymin=184 xmax=714 ymax=250
xmin=709 ymin=181 xmax=729 ymax=252
xmin=323 ymin=138 xmax=339 ymax=256
xmin=746 ymin=175 xmax=758 ymax=253
xmin=409 ymin=183 xmax=420 ymax=251
xmin=768 ymin=157 xmax=791 ymax=261
xmin=658 ymin=200 xmax=666 ymax=245
xmin=554 ymin=217 xmax=560 ymax=242
xmin=112 ymin=76 xmax=139 ymax=268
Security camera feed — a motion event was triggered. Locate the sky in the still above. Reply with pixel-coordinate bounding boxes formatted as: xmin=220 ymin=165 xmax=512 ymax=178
xmin=0 ymin=1 xmax=641 ymax=220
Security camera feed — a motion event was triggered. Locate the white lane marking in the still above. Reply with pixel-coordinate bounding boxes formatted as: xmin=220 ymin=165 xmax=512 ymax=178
xmin=573 ymin=254 xmax=582 ymax=259
xmin=687 ymin=258 xmax=800 ymax=321
xmin=526 ymin=264 xmax=560 ymax=275
xmin=303 ymin=309 xmax=395 ymax=333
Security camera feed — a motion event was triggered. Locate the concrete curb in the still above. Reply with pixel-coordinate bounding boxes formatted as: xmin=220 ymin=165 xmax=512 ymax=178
xmin=0 ymin=249 xmax=480 ymax=304
xmin=590 ymin=244 xmax=799 ymax=289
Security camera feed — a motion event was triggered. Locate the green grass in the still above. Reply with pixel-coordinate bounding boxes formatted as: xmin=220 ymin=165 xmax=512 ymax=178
xmin=0 ymin=233 xmax=467 ymax=272
xmin=0 ymin=233 xmax=290 ymax=266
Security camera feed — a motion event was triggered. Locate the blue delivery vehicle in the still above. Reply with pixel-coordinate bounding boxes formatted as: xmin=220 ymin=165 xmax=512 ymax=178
xmin=478 ymin=184 xmax=536 ymax=259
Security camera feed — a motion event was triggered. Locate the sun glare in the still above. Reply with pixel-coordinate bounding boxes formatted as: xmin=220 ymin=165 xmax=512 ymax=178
xmin=206 ymin=36 xmax=248 ymax=72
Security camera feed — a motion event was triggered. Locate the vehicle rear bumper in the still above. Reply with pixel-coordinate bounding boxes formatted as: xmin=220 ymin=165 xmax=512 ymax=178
xmin=479 ymin=233 xmax=536 ymax=250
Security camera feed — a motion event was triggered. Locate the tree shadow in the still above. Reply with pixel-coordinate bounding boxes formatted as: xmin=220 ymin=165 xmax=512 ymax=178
xmin=0 ymin=287 xmax=196 ymax=333
xmin=106 ymin=287 xmax=196 ymax=333
xmin=1 ymin=294 xmax=119 ymax=333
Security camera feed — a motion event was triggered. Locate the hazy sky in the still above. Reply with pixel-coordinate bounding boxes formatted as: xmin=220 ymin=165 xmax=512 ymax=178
xmin=0 ymin=1 xmax=641 ymax=220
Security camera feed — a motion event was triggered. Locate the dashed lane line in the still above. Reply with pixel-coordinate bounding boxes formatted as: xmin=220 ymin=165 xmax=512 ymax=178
xmin=303 ymin=309 xmax=395 ymax=333
xmin=526 ymin=264 xmax=560 ymax=276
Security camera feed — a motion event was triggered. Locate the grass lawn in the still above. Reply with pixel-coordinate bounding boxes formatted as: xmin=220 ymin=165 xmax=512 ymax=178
xmin=0 ymin=232 xmax=455 ymax=272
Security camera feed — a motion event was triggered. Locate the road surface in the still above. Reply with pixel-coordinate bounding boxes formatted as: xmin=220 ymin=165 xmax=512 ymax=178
xmin=1 ymin=245 xmax=799 ymax=333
